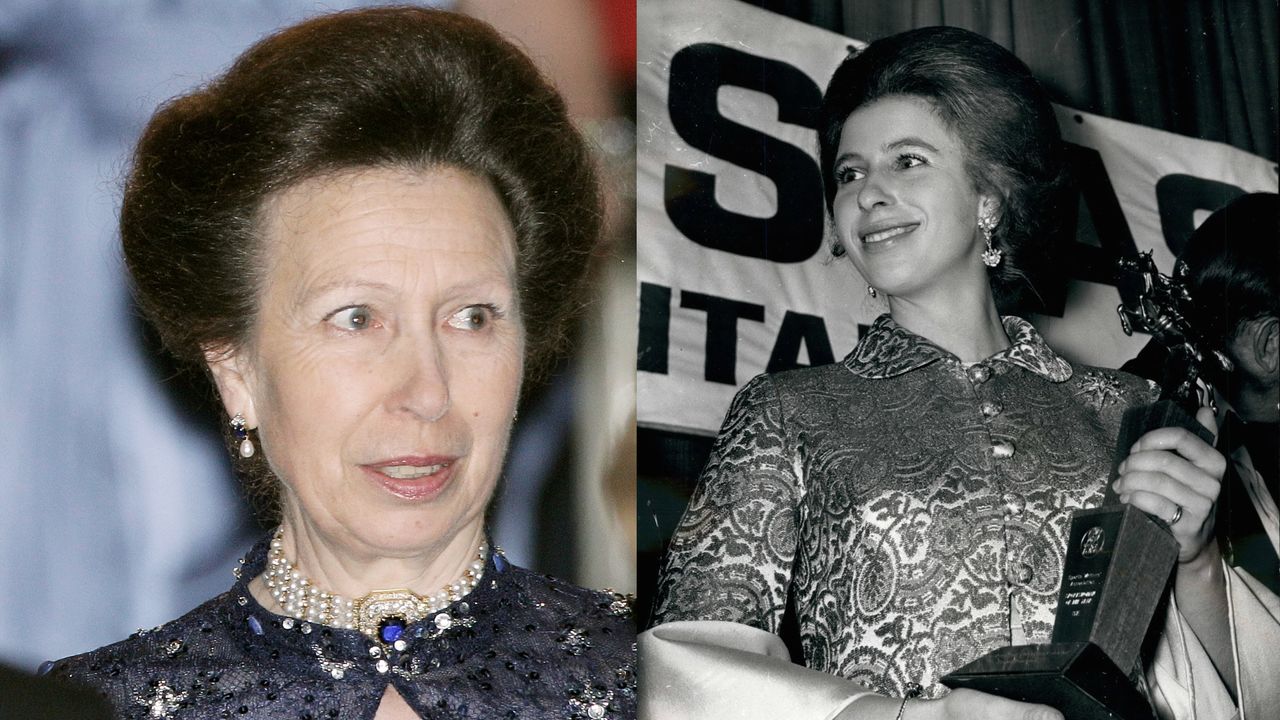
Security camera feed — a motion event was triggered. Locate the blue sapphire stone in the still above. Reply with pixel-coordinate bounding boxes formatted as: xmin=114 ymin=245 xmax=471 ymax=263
xmin=379 ymin=617 xmax=406 ymax=644
xmin=247 ymin=615 xmax=264 ymax=636
xmin=36 ymin=660 xmax=55 ymax=675
xmin=493 ymin=553 xmax=508 ymax=573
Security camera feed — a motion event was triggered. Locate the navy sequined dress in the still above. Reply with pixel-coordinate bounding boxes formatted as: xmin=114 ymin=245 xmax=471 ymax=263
xmin=46 ymin=535 xmax=637 ymax=719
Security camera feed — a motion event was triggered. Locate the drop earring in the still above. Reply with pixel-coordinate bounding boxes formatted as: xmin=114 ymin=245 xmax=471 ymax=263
xmin=231 ymin=413 xmax=255 ymax=458
xmin=979 ymin=214 xmax=1002 ymax=268
xmin=866 ymin=286 xmax=878 ymax=298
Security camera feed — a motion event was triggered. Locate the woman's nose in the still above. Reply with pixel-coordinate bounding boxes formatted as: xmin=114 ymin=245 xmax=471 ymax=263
xmin=857 ymin=172 xmax=893 ymax=211
xmin=390 ymin=333 xmax=450 ymax=423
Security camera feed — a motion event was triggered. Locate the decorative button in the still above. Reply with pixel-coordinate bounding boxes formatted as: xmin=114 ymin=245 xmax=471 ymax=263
xmin=967 ymin=364 xmax=991 ymax=383
xmin=1001 ymin=491 xmax=1025 ymax=516
xmin=393 ymin=639 xmax=408 ymax=652
xmin=375 ymin=659 xmax=389 ymax=674
xmin=434 ymin=613 xmax=453 ymax=630
xmin=980 ymin=401 xmax=1002 ymax=417
xmin=990 ymin=440 xmax=1016 ymax=458
xmin=1006 ymin=561 xmax=1034 ymax=586
xmin=588 ymin=705 xmax=606 ymax=719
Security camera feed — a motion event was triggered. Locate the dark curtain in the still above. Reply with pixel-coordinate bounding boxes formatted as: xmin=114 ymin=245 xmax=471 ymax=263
xmin=745 ymin=0 xmax=1279 ymax=161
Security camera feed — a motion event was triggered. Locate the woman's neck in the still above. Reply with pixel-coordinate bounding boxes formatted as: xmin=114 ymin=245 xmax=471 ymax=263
xmin=250 ymin=511 xmax=487 ymax=613
xmin=887 ymin=287 xmax=1010 ymax=362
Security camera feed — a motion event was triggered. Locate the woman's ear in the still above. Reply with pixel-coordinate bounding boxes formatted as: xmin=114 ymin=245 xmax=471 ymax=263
xmin=1253 ymin=316 xmax=1278 ymax=375
xmin=978 ymin=195 xmax=1002 ymax=226
xmin=204 ymin=344 xmax=258 ymax=428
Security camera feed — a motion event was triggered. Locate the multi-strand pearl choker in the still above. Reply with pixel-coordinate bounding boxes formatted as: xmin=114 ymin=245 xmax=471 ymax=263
xmin=262 ymin=527 xmax=489 ymax=644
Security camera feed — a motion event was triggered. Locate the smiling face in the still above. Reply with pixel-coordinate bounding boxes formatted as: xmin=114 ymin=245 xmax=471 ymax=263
xmin=207 ymin=166 xmax=523 ymax=560
xmin=831 ymin=95 xmax=997 ymax=305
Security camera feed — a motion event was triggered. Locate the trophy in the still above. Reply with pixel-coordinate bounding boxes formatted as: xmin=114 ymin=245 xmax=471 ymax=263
xmin=941 ymin=252 xmax=1229 ymax=719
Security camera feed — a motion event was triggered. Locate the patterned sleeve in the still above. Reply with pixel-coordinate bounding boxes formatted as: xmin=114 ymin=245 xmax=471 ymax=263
xmin=650 ymin=374 xmax=801 ymax=634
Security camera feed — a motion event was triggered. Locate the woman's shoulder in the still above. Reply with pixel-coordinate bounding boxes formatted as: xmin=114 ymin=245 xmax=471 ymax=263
xmin=499 ymin=564 xmax=636 ymax=640
xmin=494 ymin=563 xmax=636 ymax=661
xmin=485 ymin=565 xmax=637 ymax=713
xmin=731 ymin=361 xmax=862 ymax=410
xmin=42 ymin=591 xmax=238 ymax=705
xmin=1053 ymin=361 xmax=1163 ymax=433
xmin=1065 ymin=361 xmax=1161 ymax=405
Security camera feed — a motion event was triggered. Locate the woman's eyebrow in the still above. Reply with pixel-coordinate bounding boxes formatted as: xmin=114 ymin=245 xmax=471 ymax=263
xmin=299 ymin=279 xmax=396 ymax=303
xmin=884 ymin=136 xmax=940 ymax=153
xmin=835 ymin=137 xmax=941 ymax=166
xmin=833 ymin=151 xmax=861 ymax=166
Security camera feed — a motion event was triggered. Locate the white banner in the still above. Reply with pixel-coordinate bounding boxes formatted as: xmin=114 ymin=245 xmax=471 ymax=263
xmin=637 ymin=0 xmax=1278 ymax=435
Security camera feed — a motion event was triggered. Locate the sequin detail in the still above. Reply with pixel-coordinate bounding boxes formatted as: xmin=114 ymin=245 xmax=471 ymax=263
xmin=1077 ymin=369 xmax=1126 ymax=410
xmin=134 ymin=679 xmax=187 ymax=718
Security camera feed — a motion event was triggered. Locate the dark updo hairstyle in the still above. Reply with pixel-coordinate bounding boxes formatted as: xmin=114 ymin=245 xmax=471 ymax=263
xmin=1180 ymin=192 xmax=1279 ymax=381
xmin=818 ymin=26 xmax=1071 ymax=312
xmin=122 ymin=7 xmax=601 ymax=516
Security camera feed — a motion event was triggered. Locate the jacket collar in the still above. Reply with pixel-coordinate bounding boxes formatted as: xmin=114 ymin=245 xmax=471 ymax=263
xmin=844 ymin=314 xmax=1073 ymax=382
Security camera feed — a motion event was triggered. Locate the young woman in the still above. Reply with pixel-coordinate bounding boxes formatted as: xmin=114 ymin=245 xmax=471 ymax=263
xmin=644 ymin=26 xmax=1272 ymax=720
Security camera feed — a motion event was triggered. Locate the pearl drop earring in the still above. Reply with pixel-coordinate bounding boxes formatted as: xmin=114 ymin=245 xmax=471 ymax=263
xmin=231 ymin=413 xmax=255 ymax=458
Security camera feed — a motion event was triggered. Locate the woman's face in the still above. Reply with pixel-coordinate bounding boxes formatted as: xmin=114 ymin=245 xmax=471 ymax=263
xmin=209 ymin=166 xmax=523 ymax=559
xmin=830 ymin=95 xmax=995 ymax=302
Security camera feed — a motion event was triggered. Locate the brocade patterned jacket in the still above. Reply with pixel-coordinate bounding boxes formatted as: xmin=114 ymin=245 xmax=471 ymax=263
xmin=47 ymin=534 xmax=637 ymax=719
xmin=651 ymin=314 xmax=1155 ymax=697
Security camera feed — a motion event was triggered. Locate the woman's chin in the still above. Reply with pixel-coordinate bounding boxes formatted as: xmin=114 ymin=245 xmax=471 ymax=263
xmin=344 ymin=521 xmax=466 ymax=559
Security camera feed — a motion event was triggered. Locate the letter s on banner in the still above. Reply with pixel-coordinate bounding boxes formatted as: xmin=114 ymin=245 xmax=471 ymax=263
xmin=665 ymin=43 xmax=824 ymax=263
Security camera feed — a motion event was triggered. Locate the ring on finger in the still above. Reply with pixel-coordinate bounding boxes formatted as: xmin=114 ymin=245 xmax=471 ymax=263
xmin=1168 ymin=504 xmax=1183 ymax=526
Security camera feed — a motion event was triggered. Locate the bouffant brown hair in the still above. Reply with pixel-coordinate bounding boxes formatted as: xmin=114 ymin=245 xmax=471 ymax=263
xmin=819 ymin=26 xmax=1071 ymax=313
xmin=121 ymin=7 xmax=600 ymax=516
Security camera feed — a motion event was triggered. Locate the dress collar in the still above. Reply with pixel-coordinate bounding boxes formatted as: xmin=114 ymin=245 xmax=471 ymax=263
xmin=844 ymin=314 xmax=1073 ymax=382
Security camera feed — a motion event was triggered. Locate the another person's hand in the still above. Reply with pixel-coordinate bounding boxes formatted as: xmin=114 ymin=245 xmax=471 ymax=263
xmin=1114 ymin=406 xmax=1227 ymax=566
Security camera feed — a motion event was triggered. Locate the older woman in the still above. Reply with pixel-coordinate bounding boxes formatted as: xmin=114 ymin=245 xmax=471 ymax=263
xmin=644 ymin=26 xmax=1271 ymax=720
xmin=45 ymin=8 xmax=635 ymax=719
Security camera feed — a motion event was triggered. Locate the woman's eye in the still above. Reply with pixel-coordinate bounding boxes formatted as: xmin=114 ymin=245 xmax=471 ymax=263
xmin=895 ymin=153 xmax=926 ymax=170
xmin=447 ymin=304 xmax=498 ymax=331
xmin=834 ymin=165 xmax=865 ymax=185
xmin=326 ymin=305 xmax=374 ymax=331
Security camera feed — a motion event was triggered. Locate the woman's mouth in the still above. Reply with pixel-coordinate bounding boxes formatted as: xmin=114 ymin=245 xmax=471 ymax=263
xmin=362 ymin=457 xmax=457 ymax=501
xmin=860 ymin=223 xmax=919 ymax=244
xmin=378 ymin=463 xmax=447 ymax=479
